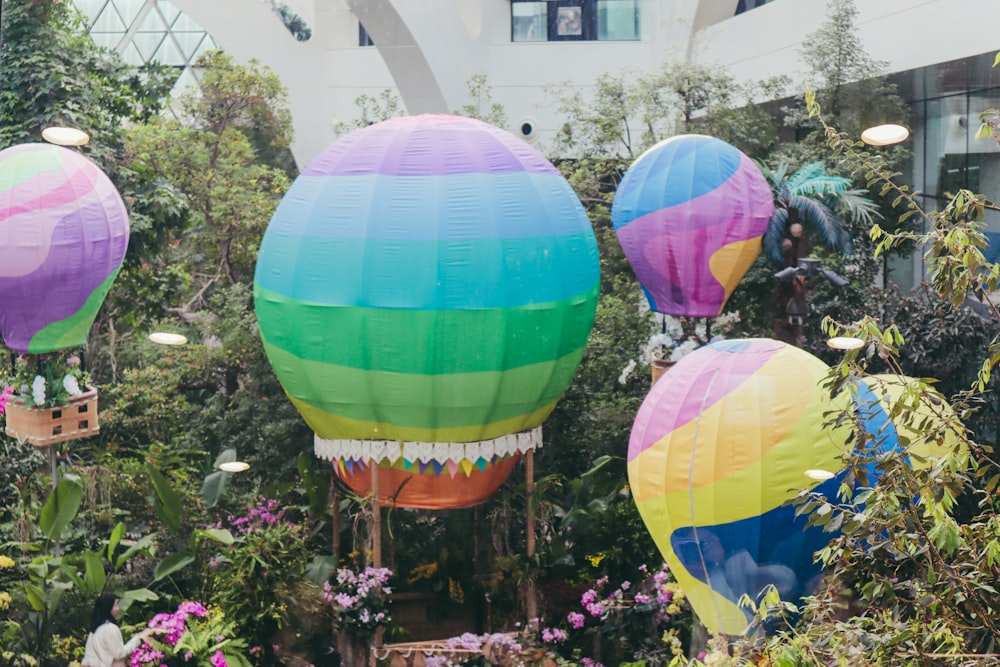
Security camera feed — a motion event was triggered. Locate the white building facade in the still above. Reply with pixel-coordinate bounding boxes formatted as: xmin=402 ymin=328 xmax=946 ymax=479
xmin=73 ymin=0 xmax=1000 ymax=282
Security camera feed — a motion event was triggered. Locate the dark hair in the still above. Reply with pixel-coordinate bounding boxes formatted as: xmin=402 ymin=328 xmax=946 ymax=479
xmin=90 ymin=593 xmax=118 ymax=632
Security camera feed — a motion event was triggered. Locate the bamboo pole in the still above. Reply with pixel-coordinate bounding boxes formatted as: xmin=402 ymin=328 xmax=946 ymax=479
xmin=525 ymin=448 xmax=537 ymax=620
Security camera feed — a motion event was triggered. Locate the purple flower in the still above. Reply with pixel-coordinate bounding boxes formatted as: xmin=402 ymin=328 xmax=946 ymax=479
xmin=567 ymin=612 xmax=585 ymax=629
xmin=541 ymin=628 xmax=567 ymax=643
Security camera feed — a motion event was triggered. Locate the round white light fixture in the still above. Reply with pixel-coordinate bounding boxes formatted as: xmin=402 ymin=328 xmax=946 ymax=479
xmin=827 ymin=336 xmax=864 ymax=350
xmin=219 ymin=461 xmax=250 ymax=473
xmin=42 ymin=126 xmax=90 ymax=147
xmin=804 ymin=469 xmax=835 ymax=481
xmin=861 ymin=124 xmax=909 ymax=146
xmin=149 ymin=332 xmax=188 ymax=346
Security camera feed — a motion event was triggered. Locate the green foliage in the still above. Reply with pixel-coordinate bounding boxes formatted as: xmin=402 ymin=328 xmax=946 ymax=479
xmin=0 ymin=0 xmax=173 ymax=153
xmin=456 ymin=74 xmax=509 ymax=129
xmin=199 ymin=498 xmax=322 ymax=665
xmin=334 ymin=89 xmax=405 ymax=135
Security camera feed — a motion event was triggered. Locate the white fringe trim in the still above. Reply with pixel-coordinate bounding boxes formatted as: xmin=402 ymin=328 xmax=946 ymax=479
xmin=314 ymin=426 xmax=542 ymax=464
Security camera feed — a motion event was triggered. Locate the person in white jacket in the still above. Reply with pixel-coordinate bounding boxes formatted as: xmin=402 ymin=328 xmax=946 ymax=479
xmin=81 ymin=594 xmax=149 ymax=667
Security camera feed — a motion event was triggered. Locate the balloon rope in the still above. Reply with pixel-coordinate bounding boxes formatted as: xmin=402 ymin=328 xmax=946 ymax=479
xmin=687 ymin=368 xmax=724 ymax=634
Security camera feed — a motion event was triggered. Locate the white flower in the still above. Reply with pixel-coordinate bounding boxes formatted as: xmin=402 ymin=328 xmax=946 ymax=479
xmin=63 ymin=374 xmax=82 ymax=396
xmin=618 ymin=358 xmax=637 ymax=385
xmin=670 ymin=339 xmax=700 ymax=362
xmin=31 ymin=376 xmax=46 ymax=405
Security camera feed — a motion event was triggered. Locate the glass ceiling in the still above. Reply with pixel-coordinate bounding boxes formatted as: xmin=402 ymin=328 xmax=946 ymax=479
xmin=72 ymin=0 xmax=220 ymax=99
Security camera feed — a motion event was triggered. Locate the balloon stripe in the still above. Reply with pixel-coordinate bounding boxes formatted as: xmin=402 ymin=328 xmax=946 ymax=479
xmin=28 ymin=269 xmax=122 ymax=353
xmin=255 ymin=285 xmax=598 ymax=372
xmin=0 ymin=164 xmax=97 ymax=223
xmin=264 ymin=341 xmax=582 ymax=434
xmin=290 ymin=392 xmax=561 ymax=443
xmin=302 ymin=115 xmax=558 ymax=177
xmin=269 ymin=173 xmax=588 ymax=240
xmin=255 ymin=234 xmax=600 ymax=308
xmin=613 ymin=149 xmax=750 ymax=228
xmin=0 ymin=145 xmax=65 ymax=190
xmin=628 ymin=342 xmax=779 ymax=459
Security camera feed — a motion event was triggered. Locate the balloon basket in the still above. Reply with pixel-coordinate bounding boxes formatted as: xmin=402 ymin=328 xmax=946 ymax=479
xmin=4 ymin=387 xmax=99 ymax=447
xmin=651 ymin=358 xmax=676 ymax=384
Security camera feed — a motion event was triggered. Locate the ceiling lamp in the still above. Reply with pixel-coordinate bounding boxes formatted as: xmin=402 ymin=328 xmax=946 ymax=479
xmin=827 ymin=336 xmax=864 ymax=350
xmin=41 ymin=126 xmax=90 ymax=147
xmin=149 ymin=332 xmax=188 ymax=346
xmin=861 ymin=124 xmax=909 ymax=146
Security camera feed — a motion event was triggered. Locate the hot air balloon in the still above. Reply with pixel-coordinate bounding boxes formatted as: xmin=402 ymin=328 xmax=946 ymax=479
xmin=254 ymin=114 xmax=600 ymax=509
xmin=0 ymin=143 xmax=129 ymax=353
xmin=611 ymin=135 xmax=773 ymax=317
xmin=858 ymin=374 xmax=964 ymax=470
xmin=627 ymin=338 xmax=864 ymax=635
xmin=1 ymin=142 xmax=128 ymax=447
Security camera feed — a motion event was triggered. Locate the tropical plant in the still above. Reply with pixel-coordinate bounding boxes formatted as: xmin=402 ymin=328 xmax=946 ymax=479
xmin=131 ymin=600 xmax=251 ymax=667
xmin=758 ymin=161 xmax=879 ymax=265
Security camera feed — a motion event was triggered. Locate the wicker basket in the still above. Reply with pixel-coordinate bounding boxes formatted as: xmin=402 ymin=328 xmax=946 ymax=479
xmin=4 ymin=387 xmax=100 ymax=447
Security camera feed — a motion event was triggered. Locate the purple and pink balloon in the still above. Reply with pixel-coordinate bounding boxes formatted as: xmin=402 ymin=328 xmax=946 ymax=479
xmin=611 ymin=134 xmax=773 ymax=317
xmin=0 ymin=143 xmax=129 ymax=353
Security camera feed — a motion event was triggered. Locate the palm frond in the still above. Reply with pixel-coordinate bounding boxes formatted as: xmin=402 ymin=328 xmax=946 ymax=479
xmin=834 ymin=189 xmax=881 ymax=225
xmin=786 ymin=162 xmax=851 ymax=197
xmin=789 ymin=195 xmax=851 ymax=254
xmin=755 ymin=159 xmax=788 ymax=191
xmin=762 ymin=207 xmax=789 ymax=264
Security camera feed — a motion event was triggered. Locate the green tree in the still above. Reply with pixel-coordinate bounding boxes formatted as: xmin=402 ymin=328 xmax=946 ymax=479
xmin=0 ymin=0 xmax=172 ymax=158
xmin=759 ymin=161 xmax=879 ymax=265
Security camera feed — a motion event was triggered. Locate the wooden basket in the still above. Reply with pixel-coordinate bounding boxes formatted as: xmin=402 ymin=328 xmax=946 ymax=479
xmin=4 ymin=387 xmax=100 ymax=447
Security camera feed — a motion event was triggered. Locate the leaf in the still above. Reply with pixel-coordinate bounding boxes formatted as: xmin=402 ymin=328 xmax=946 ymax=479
xmin=83 ymin=551 xmax=107 ymax=595
xmin=146 ymin=463 xmax=183 ymax=532
xmin=200 ymin=471 xmax=229 ymax=509
xmin=108 ymin=522 xmax=125 ymax=562
xmin=119 ymin=588 xmax=159 ymax=612
xmin=153 ymin=552 xmax=196 ymax=581
xmin=196 ymin=528 xmax=235 ymax=545
xmin=115 ymin=534 xmax=156 ymax=569
xmin=38 ymin=478 xmax=84 ymax=543
xmin=305 ymin=555 xmax=338 ymax=586
xmin=298 ymin=451 xmax=329 ymax=516
xmin=24 ymin=583 xmax=46 ymax=612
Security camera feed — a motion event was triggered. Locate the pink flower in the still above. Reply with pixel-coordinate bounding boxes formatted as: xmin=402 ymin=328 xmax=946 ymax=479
xmin=210 ymin=650 xmax=228 ymax=667
xmin=541 ymin=628 xmax=567 ymax=643
xmin=567 ymin=612 xmax=585 ymax=629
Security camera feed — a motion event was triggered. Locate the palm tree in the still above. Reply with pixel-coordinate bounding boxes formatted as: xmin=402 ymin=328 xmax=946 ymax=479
xmin=757 ymin=161 xmax=879 ymax=265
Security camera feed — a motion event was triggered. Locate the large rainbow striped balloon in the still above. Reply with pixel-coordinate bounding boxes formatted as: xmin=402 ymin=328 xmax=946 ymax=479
xmin=0 ymin=143 xmax=129 ymax=354
xmin=612 ymin=135 xmax=773 ymax=317
xmin=255 ymin=114 xmax=599 ymax=504
xmin=628 ymin=339 xmax=856 ymax=635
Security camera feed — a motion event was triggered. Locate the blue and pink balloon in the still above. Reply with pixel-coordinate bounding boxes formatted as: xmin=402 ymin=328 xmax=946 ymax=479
xmin=612 ymin=135 xmax=773 ymax=317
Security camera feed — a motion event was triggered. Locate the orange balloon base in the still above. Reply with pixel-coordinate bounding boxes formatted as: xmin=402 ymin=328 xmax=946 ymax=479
xmin=336 ymin=455 xmax=522 ymax=509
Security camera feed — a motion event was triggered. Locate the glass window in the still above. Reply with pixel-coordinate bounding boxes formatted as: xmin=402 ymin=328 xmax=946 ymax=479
xmin=512 ymin=0 xmax=637 ymax=42
xmin=598 ymin=0 xmax=639 ymax=40
xmin=359 ymin=22 xmax=374 ymax=46
xmin=512 ymin=2 xmax=546 ymax=42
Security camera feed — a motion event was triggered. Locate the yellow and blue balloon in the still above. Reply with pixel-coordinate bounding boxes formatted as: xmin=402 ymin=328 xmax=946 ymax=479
xmin=628 ymin=339 xmax=857 ymax=634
